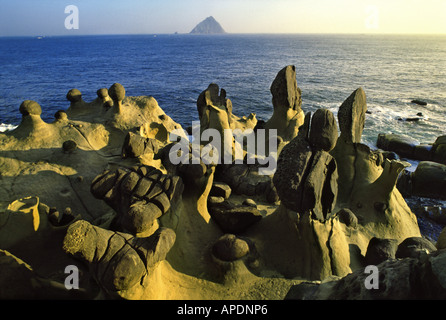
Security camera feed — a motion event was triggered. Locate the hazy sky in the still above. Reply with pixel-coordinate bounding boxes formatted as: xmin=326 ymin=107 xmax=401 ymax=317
xmin=0 ymin=0 xmax=445 ymax=36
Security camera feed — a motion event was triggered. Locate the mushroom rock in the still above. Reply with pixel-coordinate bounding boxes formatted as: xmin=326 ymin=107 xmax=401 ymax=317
xmin=264 ymin=65 xmax=305 ymax=142
xmin=109 ymin=83 xmax=126 ymax=113
xmin=8 ymin=100 xmax=56 ymax=141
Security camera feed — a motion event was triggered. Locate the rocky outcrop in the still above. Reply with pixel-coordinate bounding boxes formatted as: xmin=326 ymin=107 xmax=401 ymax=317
xmin=286 ymin=248 xmax=446 ymax=300
xmin=273 ymin=110 xmax=338 ymax=222
xmin=263 ymin=65 xmax=305 ymax=142
xmin=397 ymin=161 xmax=446 ymax=200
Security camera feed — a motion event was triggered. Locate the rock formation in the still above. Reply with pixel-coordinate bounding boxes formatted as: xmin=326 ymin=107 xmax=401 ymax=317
xmin=0 ymin=67 xmax=436 ymax=300
xmin=190 ymin=16 xmax=226 ymax=34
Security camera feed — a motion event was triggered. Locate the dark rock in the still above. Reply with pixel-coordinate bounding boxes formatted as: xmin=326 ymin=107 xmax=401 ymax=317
xmin=54 ymin=110 xmax=68 ymax=121
xmin=190 ymin=16 xmax=226 ymax=34
xmin=121 ymin=132 xmax=160 ymax=158
xmin=336 ymin=208 xmax=358 ymax=228
xmin=209 ymin=204 xmax=262 ymax=234
xmin=273 ymin=125 xmax=338 ymax=221
xmin=242 ymin=199 xmax=257 ymax=208
xmin=270 ymin=65 xmax=302 ymax=113
xmin=411 ymin=161 xmax=446 ymax=200
xmin=212 ymin=234 xmax=250 ymax=262
xmin=432 ymin=136 xmax=446 ymax=165
xmin=376 ymin=133 xmax=420 ymax=158
xmin=309 ymin=108 xmax=338 ymax=151
xmin=62 ymin=140 xmax=77 ymax=153
xmin=287 ymin=250 xmax=446 ymax=299
xmin=411 ymin=99 xmax=428 ymax=106
xmin=337 ymin=88 xmax=367 ymax=144
xmin=364 ymin=237 xmax=398 ymax=265
xmin=109 ymin=83 xmax=125 ymax=102
xmin=210 ymin=182 xmax=232 ymax=199
xmin=396 ymin=237 xmax=437 ymax=259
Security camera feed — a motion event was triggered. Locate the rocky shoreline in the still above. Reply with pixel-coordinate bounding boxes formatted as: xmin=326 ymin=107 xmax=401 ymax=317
xmin=0 ymin=66 xmax=445 ymax=300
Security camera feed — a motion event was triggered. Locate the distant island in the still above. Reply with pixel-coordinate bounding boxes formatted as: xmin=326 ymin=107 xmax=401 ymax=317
xmin=190 ymin=16 xmax=226 ymax=34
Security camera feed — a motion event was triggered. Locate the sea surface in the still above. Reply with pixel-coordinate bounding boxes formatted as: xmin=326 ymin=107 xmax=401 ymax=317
xmin=1 ymin=34 xmax=445 ymax=148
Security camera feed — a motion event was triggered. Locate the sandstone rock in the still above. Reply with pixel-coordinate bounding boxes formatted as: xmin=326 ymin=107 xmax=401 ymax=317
xmin=242 ymin=199 xmax=257 ymax=208
xmin=437 ymin=227 xmax=446 ymax=250
xmin=364 ymin=237 xmax=399 ymax=265
xmin=336 ymin=208 xmax=358 ymax=228
xmin=91 ymin=164 xmax=184 ymax=235
xmin=109 ymin=83 xmax=125 ymax=102
xmin=377 ymin=133 xmax=420 ymax=159
xmin=121 ymin=132 xmax=160 ymax=158
xmin=54 ymin=110 xmax=68 ymax=122
xmin=63 ymin=220 xmax=175 ymax=295
xmin=264 ymin=65 xmax=305 ymax=141
xmin=66 ymin=89 xmax=83 ymax=103
xmin=210 ymin=182 xmax=232 ymax=199
xmin=212 ymin=234 xmax=250 ymax=262
xmin=432 ymin=135 xmax=446 ymax=165
xmin=309 ymin=108 xmax=338 ymax=151
xmin=337 ymin=87 xmax=367 ymax=144
xmin=273 ymin=112 xmax=338 ymax=221
xmin=396 ymin=237 xmax=437 ymax=259
xmin=19 ymin=100 xmax=42 ymax=116
xmin=287 ymin=250 xmax=446 ymax=300
xmin=209 ymin=203 xmax=262 ymax=234
xmin=411 ymin=161 xmax=446 ymax=200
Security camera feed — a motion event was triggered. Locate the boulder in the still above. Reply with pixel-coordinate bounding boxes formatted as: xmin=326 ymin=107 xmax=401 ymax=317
xmin=411 ymin=161 xmax=446 ymax=200
xmin=364 ymin=237 xmax=399 ymax=265
xmin=376 ymin=133 xmax=420 ymax=159
xmin=63 ymin=220 xmax=175 ymax=295
xmin=396 ymin=237 xmax=437 ymax=259
xmin=432 ymin=135 xmax=446 ymax=165
xmin=212 ymin=234 xmax=250 ymax=262
xmin=286 ymin=250 xmax=446 ymax=300
xmin=210 ymin=182 xmax=232 ymax=199
xmin=309 ymin=108 xmax=338 ymax=151
xmin=273 ymin=112 xmax=338 ymax=221
xmin=411 ymin=99 xmax=428 ymax=106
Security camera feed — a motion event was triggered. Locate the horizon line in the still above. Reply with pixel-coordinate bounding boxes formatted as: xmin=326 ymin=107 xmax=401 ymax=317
xmin=1 ymin=31 xmax=446 ymax=38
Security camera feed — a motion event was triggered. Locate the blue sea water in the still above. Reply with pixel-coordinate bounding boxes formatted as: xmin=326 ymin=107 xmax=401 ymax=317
xmin=0 ymin=34 xmax=445 ymax=148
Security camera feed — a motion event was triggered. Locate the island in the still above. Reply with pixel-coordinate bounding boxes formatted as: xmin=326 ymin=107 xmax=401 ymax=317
xmin=190 ymin=16 xmax=226 ymax=34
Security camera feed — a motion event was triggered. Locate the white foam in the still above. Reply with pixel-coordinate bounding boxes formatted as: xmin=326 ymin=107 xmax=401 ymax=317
xmin=0 ymin=123 xmax=17 ymax=132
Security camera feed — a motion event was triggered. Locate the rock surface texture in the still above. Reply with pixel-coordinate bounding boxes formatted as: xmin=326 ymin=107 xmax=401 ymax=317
xmin=0 ymin=69 xmax=433 ymax=300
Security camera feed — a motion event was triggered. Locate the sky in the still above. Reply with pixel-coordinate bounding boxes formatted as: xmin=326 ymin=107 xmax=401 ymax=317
xmin=0 ymin=0 xmax=445 ymax=36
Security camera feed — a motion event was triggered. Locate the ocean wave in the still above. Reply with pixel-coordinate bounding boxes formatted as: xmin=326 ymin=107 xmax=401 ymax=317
xmin=0 ymin=123 xmax=17 ymax=132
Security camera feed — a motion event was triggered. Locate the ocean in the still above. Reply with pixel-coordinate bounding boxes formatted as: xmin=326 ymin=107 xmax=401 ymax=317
xmin=1 ymin=33 xmax=445 ymax=148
